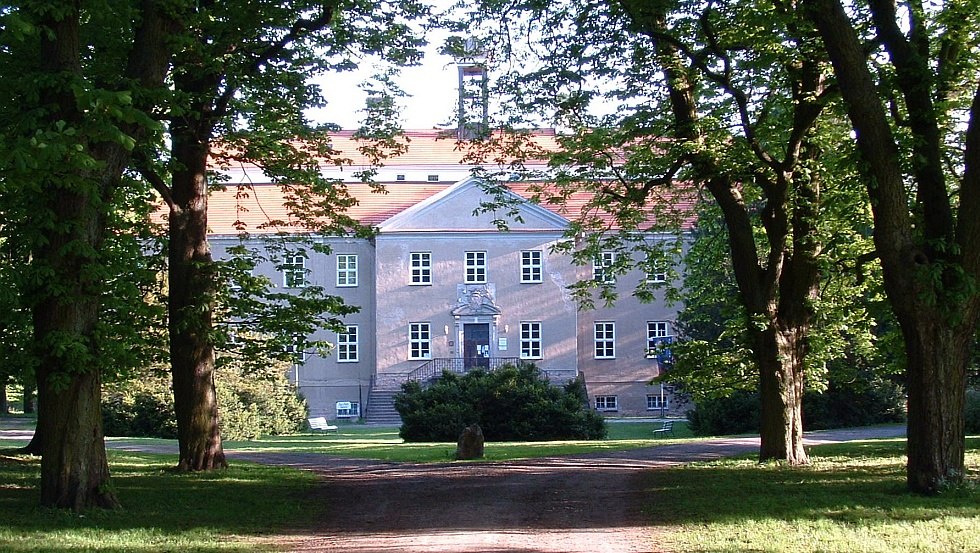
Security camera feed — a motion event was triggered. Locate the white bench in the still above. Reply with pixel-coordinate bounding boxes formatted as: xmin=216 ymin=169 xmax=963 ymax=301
xmin=652 ymin=421 xmax=674 ymax=438
xmin=308 ymin=416 xmax=339 ymax=433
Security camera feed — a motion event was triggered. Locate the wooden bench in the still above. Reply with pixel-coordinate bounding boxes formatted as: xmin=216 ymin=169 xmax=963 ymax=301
xmin=308 ymin=417 xmax=339 ymax=433
xmin=652 ymin=421 xmax=674 ymax=438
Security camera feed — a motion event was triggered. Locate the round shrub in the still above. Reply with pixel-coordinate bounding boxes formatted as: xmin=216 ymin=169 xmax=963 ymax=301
xmin=394 ymin=363 xmax=606 ymax=442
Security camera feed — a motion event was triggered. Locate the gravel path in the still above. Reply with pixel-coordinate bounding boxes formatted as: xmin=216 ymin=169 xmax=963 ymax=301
xmin=227 ymin=425 xmax=906 ymax=553
xmin=0 ymin=421 xmax=907 ymax=553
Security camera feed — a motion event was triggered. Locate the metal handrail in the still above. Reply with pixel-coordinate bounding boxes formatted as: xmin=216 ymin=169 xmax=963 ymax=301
xmin=407 ymin=357 xmax=521 ymax=384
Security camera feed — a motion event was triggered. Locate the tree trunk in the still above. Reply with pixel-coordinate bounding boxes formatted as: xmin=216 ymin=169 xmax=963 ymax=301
xmin=34 ymin=361 xmax=118 ymax=509
xmin=22 ymin=384 xmax=34 ymax=414
xmin=901 ymin=314 xmax=972 ymax=493
xmin=756 ymin=327 xmax=809 ymax=464
xmin=0 ymin=379 xmax=7 ymax=414
xmin=803 ymin=0 xmax=979 ymax=492
xmin=168 ymin=126 xmax=227 ymax=471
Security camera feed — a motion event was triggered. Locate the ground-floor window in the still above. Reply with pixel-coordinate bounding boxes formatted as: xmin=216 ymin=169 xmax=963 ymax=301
xmin=595 ymin=395 xmax=618 ymax=411
xmin=646 ymin=394 xmax=669 ymax=410
xmin=336 ymin=401 xmax=360 ymax=418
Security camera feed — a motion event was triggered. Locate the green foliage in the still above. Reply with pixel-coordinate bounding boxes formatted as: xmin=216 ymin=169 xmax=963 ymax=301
xmin=395 ymin=363 xmax=606 ymax=442
xmin=103 ymin=376 xmax=178 ymax=439
xmin=215 ymin=368 xmax=308 ymax=440
xmin=103 ymin=367 xmax=306 ymax=440
xmin=686 ymin=377 xmax=907 ymax=436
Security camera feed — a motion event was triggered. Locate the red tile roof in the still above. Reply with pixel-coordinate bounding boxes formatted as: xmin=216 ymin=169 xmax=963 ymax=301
xmin=156 ymin=130 xmax=697 ymax=235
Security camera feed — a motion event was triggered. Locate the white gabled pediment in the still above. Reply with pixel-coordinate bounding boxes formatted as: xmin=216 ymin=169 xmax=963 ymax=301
xmin=378 ymin=177 xmax=569 ymax=232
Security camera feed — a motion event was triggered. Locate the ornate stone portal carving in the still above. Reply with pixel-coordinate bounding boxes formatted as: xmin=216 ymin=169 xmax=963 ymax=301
xmin=452 ymin=284 xmax=501 ymax=317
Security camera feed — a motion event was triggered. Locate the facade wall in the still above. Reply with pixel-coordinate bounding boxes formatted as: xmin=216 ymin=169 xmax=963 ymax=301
xmin=374 ymin=231 xmax=581 ymax=378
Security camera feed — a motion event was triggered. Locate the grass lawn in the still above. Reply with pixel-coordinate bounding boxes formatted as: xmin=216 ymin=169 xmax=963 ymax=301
xmin=0 ymin=450 xmax=319 ymax=553
xmin=219 ymin=419 xmax=698 ymax=462
xmin=646 ymin=436 xmax=980 ymax=553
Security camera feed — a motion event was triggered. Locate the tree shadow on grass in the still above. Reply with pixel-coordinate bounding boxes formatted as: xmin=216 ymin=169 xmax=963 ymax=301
xmin=641 ymin=437 xmax=980 ymax=529
xmin=0 ymin=451 xmax=320 ymax=552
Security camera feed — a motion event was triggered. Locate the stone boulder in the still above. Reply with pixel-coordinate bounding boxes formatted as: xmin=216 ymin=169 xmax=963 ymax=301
xmin=455 ymin=423 xmax=485 ymax=460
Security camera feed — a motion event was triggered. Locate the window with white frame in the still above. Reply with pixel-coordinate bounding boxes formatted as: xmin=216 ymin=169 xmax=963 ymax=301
xmin=336 ymin=254 xmax=358 ymax=287
xmin=285 ymin=334 xmax=306 ymax=362
xmin=595 ymin=395 xmax=618 ymax=411
xmin=520 ymin=250 xmax=543 ymax=283
xmin=594 ymin=322 xmax=616 ymax=358
xmin=647 ymin=394 xmax=669 ymax=410
xmin=465 ymin=251 xmax=487 ymax=283
xmin=645 ymin=256 xmax=668 ymax=283
xmin=282 ymin=254 xmax=306 ymax=288
xmin=646 ymin=321 xmax=671 ymax=358
xmin=593 ymin=251 xmax=616 ymax=283
xmin=409 ymin=322 xmax=431 ymax=359
xmin=337 ymin=325 xmax=358 ymax=362
xmin=410 ymin=252 xmax=432 ymax=285
xmin=520 ymin=322 xmax=542 ymax=359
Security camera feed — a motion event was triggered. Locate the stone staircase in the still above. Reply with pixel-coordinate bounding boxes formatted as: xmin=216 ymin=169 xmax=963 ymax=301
xmin=364 ymin=377 xmax=406 ymax=426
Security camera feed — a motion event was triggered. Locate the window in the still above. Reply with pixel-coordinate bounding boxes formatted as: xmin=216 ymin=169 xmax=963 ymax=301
xmin=411 ymin=252 xmax=432 ymax=285
xmin=336 ymin=401 xmax=360 ymax=418
xmin=646 ymin=321 xmax=671 ymax=357
xmin=465 ymin=251 xmax=487 ymax=283
xmin=646 ymin=259 xmax=667 ymax=283
xmin=427 ymin=174 xmax=439 ymax=182
xmin=409 ymin=322 xmax=431 ymax=359
xmin=647 ymin=395 xmax=669 ymax=410
xmin=520 ymin=322 xmax=542 ymax=359
xmin=396 ymin=174 xmax=406 ymax=181
xmin=285 ymin=334 xmax=306 ymax=363
xmin=520 ymin=250 xmax=543 ymax=283
xmin=594 ymin=322 xmax=616 ymax=358
xmin=336 ymin=254 xmax=358 ymax=287
xmin=595 ymin=395 xmax=618 ymax=411
xmin=338 ymin=325 xmax=358 ymax=362
xmin=282 ymin=254 xmax=306 ymax=288
xmin=593 ymin=251 xmax=616 ymax=283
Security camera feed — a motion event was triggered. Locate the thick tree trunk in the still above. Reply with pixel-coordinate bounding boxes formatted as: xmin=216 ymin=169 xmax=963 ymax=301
xmin=756 ymin=327 xmax=809 ymax=464
xmin=0 ymin=379 xmax=7 ymax=414
xmin=32 ymin=187 xmax=120 ymax=509
xmin=901 ymin=315 xmax=973 ymax=493
xmin=804 ymin=0 xmax=978 ymax=492
xmin=34 ymin=362 xmax=118 ymax=509
xmin=169 ymin=128 xmax=227 ymax=471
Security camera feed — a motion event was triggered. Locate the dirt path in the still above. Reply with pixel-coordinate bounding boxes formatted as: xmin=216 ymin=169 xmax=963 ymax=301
xmin=229 ymin=425 xmax=906 ymax=553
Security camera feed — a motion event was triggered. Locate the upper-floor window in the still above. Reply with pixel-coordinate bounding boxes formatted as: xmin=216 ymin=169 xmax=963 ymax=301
xmin=338 ymin=325 xmax=358 ymax=362
xmin=411 ymin=252 xmax=432 ymax=285
xmin=594 ymin=321 xmax=616 ymax=359
xmin=647 ymin=321 xmax=671 ymax=358
xmin=520 ymin=250 xmax=543 ymax=283
xmin=427 ymin=174 xmax=439 ymax=182
xmin=465 ymin=251 xmax=487 ymax=283
xmin=336 ymin=254 xmax=358 ymax=287
xmin=593 ymin=251 xmax=616 ymax=284
xmin=283 ymin=254 xmax=307 ymax=288
xmin=520 ymin=321 xmax=542 ymax=359
xmin=409 ymin=322 xmax=431 ymax=360
xmin=646 ymin=260 xmax=667 ymax=283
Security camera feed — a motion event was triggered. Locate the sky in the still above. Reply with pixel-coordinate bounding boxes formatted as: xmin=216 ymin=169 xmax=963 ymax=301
xmin=307 ymin=30 xmax=463 ymax=131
